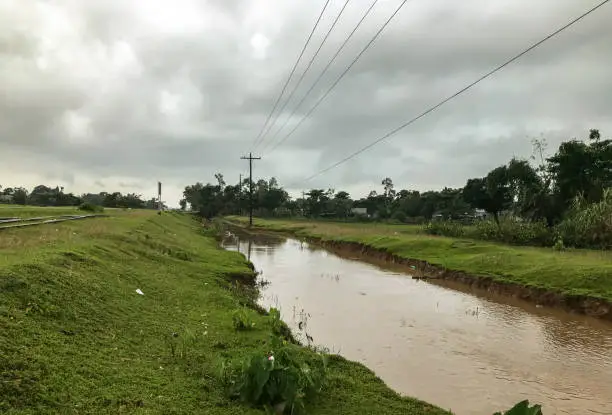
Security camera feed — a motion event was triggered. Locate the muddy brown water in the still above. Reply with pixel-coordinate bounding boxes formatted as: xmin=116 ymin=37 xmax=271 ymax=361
xmin=221 ymin=229 xmax=612 ymax=415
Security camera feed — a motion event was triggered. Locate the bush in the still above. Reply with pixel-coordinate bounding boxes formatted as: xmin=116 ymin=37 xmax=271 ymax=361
xmin=230 ymin=344 xmax=328 ymax=414
xmin=556 ymin=189 xmax=612 ymax=249
xmin=78 ymin=203 xmax=104 ymax=213
xmin=423 ymin=220 xmax=465 ymax=238
xmin=423 ymin=217 xmax=553 ymax=247
xmin=470 ymin=217 xmax=553 ymax=246
xmin=390 ymin=210 xmax=407 ymax=223
xmin=221 ymin=307 xmax=328 ymax=414
xmin=232 ymin=307 xmax=255 ymax=331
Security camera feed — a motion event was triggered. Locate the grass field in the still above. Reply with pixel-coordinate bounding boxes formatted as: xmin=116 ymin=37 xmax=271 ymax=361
xmin=0 ymin=209 xmax=449 ymax=414
xmin=0 ymin=205 xmax=86 ymax=218
xmin=226 ymin=217 xmax=612 ymax=302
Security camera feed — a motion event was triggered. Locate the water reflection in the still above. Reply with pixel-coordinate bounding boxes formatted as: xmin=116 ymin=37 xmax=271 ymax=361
xmin=221 ymin=229 xmax=612 ymax=415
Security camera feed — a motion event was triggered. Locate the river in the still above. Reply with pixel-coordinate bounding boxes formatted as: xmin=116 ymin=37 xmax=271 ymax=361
xmin=221 ymin=228 xmax=612 ymax=415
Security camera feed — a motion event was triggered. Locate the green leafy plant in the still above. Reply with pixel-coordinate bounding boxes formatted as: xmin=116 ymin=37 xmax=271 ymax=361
xmin=493 ymin=400 xmax=543 ymax=415
xmin=552 ymin=235 xmax=565 ymax=251
xmin=268 ymin=307 xmax=282 ymax=335
xmin=423 ymin=220 xmax=465 ymax=238
xmin=232 ymin=307 xmax=255 ymax=331
xmin=556 ymin=189 xmax=612 ymax=249
xmin=78 ymin=202 xmax=104 ymax=213
xmin=164 ymin=328 xmax=198 ymax=359
xmin=231 ymin=344 xmax=328 ymax=414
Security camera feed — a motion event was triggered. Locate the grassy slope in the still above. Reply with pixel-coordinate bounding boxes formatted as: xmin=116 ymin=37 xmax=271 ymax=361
xmin=0 ymin=210 xmax=447 ymax=415
xmin=226 ymin=217 xmax=612 ymax=302
xmin=0 ymin=205 xmax=88 ymax=218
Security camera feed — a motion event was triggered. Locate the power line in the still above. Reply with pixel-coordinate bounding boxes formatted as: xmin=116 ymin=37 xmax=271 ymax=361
xmin=300 ymin=0 xmax=611 ymax=184
xmin=260 ymin=0 xmax=380 ymax=154
xmin=265 ymin=0 xmax=413 ymax=155
xmin=250 ymin=0 xmax=332 ymax=151
xmin=256 ymin=0 xmax=353 ymax=152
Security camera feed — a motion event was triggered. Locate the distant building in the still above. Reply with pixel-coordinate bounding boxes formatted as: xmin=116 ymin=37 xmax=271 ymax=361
xmin=351 ymin=207 xmax=368 ymax=216
xmin=474 ymin=209 xmax=488 ymax=219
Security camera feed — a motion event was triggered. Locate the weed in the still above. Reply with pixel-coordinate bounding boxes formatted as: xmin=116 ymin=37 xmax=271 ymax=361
xmin=229 ymin=342 xmax=329 ymax=414
xmin=78 ymin=202 xmax=104 ymax=213
xmin=423 ymin=221 xmax=465 ymax=238
xmin=556 ymin=189 xmax=612 ymax=249
xmin=268 ymin=307 xmax=283 ymax=335
xmin=233 ymin=307 xmax=256 ymax=331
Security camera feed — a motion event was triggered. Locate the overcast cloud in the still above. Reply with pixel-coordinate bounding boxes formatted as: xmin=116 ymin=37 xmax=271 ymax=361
xmin=1 ymin=0 xmax=611 ymax=205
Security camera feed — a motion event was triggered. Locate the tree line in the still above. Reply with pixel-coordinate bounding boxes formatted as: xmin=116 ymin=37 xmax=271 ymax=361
xmin=0 ymin=184 xmax=163 ymax=210
xmin=183 ymin=129 xmax=611 ymax=248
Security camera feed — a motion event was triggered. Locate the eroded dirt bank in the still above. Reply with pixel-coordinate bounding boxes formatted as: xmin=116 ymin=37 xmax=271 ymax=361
xmin=313 ymin=237 xmax=612 ymax=321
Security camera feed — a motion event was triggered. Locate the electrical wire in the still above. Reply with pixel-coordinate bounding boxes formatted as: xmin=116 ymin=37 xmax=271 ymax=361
xmin=260 ymin=0 xmax=380 ymax=154
xmin=250 ymin=0 xmax=332 ymax=151
xmin=265 ymin=0 xmax=413 ymax=155
xmin=299 ymin=0 xmax=611 ymax=184
xmin=255 ymin=0 xmax=354 ymax=152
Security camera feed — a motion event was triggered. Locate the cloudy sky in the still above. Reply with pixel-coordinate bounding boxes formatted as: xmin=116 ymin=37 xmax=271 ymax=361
xmin=1 ymin=0 xmax=611 ymax=206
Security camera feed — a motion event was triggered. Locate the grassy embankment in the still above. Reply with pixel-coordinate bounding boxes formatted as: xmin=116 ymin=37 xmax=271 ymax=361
xmin=226 ymin=216 xmax=612 ymax=303
xmin=0 ymin=205 xmax=88 ymax=218
xmin=0 ymin=207 xmax=448 ymax=414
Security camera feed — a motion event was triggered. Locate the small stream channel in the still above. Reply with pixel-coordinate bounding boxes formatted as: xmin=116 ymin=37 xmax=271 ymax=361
xmin=221 ymin=228 xmax=612 ymax=415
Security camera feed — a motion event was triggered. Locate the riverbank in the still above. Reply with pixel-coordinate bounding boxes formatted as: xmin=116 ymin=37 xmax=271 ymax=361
xmin=225 ymin=217 xmax=612 ymax=320
xmin=0 ymin=211 xmax=449 ymax=414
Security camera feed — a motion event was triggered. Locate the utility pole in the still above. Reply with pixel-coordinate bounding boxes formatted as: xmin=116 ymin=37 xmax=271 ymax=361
xmin=238 ymin=174 xmax=242 ymax=216
xmin=157 ymin=181 xmax=162 ymax=214
xmin=240 ymin=152 xmax=261 ymax=226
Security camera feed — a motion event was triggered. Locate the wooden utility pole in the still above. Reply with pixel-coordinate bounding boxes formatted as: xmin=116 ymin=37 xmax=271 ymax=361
xmin=157 ymin=181 xmax=162 ymax=214
xmin=240 ymin=152 xmax=261 ymax=226
xmin=238 ymin=174 xmax=242 ymax=216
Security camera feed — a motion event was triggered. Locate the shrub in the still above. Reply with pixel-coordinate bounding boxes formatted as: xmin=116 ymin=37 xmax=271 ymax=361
xmin=390 ymin=210 xmax=407 ymax=223
xmin=423 ymin=217 xmax=554 ymax=247
xmin=470 ymin=217 xmax=553 ymax=246
xmin=556 ymin=189 xmax=612 ymax=249
xmin=232 ymin=308 xmax=255 ymax=331
xmin=78 ymin=203 xmax=104 ymax=213
xmin=230 ymin=344 xmax=328 ymax=414
xmin=423 ymin=220 xmax=465 ymax=238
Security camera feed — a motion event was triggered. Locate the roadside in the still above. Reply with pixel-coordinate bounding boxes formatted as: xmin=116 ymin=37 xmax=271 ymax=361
xmin=226 ymin=216 xmax=612 ymax=319
xmin=0 ymin=210 xmax=449 ymax=414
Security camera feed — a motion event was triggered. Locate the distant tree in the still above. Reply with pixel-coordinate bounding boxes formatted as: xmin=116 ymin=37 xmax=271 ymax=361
xmin=215 ymin=173 xmax=226 ymax=189
xmin=463 ymin=166 xmax=513 ymax=225
xmin=331 ymin=191 xmax=353 ymax=218
xmin=548 ymin=129 xmax=612 ymax=206
xmin=13 ymin=188 xmax=28 ymax=205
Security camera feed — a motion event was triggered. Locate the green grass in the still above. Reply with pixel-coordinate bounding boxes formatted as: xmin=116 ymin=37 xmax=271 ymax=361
xmin=0 ymin=211 xmax=448 ymax=414
xmin=0 ymin=205 xmax=87 ymax=218
xmin=226 ymin=216 xmax=612 ymax=302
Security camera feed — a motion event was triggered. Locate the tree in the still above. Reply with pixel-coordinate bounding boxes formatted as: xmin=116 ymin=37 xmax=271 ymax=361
xmin=215 ymin=173 xmax=226 ymax=189
xmin=331 ymin=191 xmax=353 ymax=218
xmin=548 ymin=129 xmax=612 ymax=207
xmin=13 ymin=188 xmax=28 ymax=205
xmin=335 ymin=191 xmax=350 ymax=200
xmin=463 ymin=166 xmax=513 ymax=225
xmin=305 ymin=189 xmax=332 ymax=217
xmin=381 ymin=177 xmax=395 ymax=216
